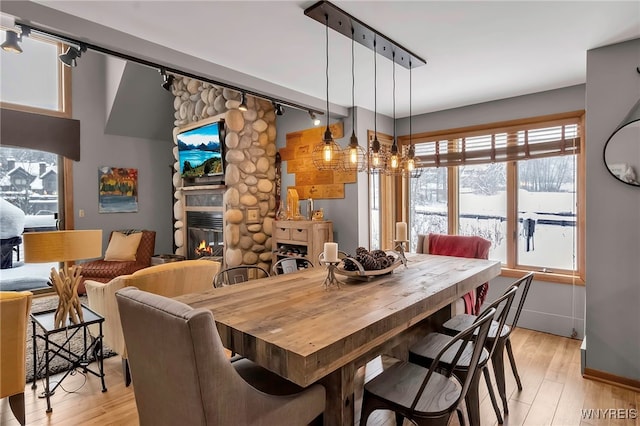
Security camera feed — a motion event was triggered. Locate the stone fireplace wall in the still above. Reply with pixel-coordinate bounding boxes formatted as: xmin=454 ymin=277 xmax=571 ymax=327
xmin=171 ymin=77 xmax=277 ymax=270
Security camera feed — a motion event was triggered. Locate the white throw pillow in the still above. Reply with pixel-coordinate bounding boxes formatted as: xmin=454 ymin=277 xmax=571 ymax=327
xmin=104 ymin=231 xmax=142 ymax=261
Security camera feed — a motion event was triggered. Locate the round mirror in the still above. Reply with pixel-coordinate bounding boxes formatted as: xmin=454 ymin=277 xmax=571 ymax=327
xmin=603 ymin=100 xmax=640 ymax=187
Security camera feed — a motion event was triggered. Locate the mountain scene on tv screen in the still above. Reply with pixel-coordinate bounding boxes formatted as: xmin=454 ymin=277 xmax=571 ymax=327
xmin=177 ymin=124 xmax=223 ymax=178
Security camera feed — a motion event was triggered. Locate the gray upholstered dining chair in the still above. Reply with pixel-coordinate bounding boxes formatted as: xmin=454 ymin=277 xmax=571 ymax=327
xmin=442 ymin=272 xmax=535 ymax=415
xmin=213 ymin=265 xmax=270 ymax=287
xmin=408 ymin=284 xmax=519 ymax=426
xmin=360 ymin=307 xmax=496 ymax=426
xmin=115 ymin=287 xmax=325 ymax=426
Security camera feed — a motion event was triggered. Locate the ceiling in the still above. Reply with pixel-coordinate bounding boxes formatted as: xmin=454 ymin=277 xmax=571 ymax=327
xmin=19 ymin=1 xmax=640 ymax=117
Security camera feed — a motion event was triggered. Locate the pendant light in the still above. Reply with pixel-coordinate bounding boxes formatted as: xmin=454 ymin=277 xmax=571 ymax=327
xmin=343 ymin=26 xmax=366 ymax=173
xmin=387 ymin=51 xmax=402 ymax=175
xmin=405 ymin=59 xmax=422 ymax=178
xmin=368 ymin=38 xmax=385 ymax=174
xmin=312 ymin=13 xmax=342 ymax=171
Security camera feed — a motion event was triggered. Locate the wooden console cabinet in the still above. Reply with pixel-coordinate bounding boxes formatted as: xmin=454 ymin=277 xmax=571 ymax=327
xmin=272 ymin=220 xmax=333 ymax=267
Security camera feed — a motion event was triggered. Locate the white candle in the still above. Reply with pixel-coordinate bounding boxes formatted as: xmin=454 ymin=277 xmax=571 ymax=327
xmin=396 ymin=222 xmax=407 ymax=241
xmin=324 ymin=242 xmax=338 ymax=262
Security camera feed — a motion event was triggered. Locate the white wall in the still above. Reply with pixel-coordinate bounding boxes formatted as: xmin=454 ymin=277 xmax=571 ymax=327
xmin=585 ymin=38 xmax=640 ymax=381
xmin=71 ymin=50 xmax=175 ymax=254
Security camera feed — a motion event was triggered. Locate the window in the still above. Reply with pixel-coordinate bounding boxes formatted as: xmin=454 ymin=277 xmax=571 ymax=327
xmin=1 ymin=35 xmax=70 ymax=114
xmin=1 ymin=34 xmax=72 ymax=292
xmin=404 ymin=112 xmax=584 ymax=283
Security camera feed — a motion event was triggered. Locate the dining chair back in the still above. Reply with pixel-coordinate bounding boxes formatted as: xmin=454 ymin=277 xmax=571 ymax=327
xmin=417 ymin=233 xmax=491 ymax=315
xmin=116 ymin=287 xmax=325 ymax=426
xmin=0 ymin=291 xmax=33 ymax=426
xmin=272 ymin=257 xmax=314 ymax=275
xmin=213 ymin=265 xmax=270 ymax=287
xmin=442 ymin=272 xmax=534 ymax=415
xmin=360 ymin=307 xmax=496 ymax=426
xmin=409 ymin=284 xmax=518 ymax=426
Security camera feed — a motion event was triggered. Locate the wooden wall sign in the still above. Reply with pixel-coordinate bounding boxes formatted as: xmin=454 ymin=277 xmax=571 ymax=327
xmin=280 ymin=123 xmax=355 ymax=199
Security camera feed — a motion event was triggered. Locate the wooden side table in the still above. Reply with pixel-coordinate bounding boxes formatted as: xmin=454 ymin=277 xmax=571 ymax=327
xmin=30 ymin=304 xmax=107 ymax=413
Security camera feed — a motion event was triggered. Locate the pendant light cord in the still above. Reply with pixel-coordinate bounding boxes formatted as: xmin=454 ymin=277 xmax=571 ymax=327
xmin=373 ymin=39 xmax=377 ymax=136
xmin=409 ymin=61 xmax=412 ymax=146
xmin=392 ymin=51 xmax=396 ymax=145
xmin=325 ymin=14 xmax=330 ymax=131
xmin=351 ymin=27 xmax=356 ymax=136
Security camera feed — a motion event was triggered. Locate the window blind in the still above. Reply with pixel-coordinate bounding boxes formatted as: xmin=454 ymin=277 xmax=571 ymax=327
xmin=412 ymin=116 xmax=581 ymax=168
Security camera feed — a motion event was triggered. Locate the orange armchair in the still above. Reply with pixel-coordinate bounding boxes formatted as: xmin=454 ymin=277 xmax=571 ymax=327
xmin=0 ymin=291 xmax=33 ymax=426
xmin=78 ymin=230 xmax=156 ymax=295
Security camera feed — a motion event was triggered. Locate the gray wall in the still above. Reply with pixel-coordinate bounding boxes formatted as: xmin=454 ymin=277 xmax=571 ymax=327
xmin=585 ymin=38 xmax=640 ymax=381
xmin=71 ymin=50 xmax=175 ymax=254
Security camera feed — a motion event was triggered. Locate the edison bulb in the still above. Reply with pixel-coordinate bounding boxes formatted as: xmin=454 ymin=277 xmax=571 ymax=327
xmin=349 ymin=147 xmax=358 ymax=164
xmin=323 ymin=144 xmax=332 ymax=162
xmin=407 ymin=158 xmax=415 ymax=171
xmin=390 ymin=154 xmax=399 ymax=169
xmin=372 ymin=153 xmax=380 ymax=167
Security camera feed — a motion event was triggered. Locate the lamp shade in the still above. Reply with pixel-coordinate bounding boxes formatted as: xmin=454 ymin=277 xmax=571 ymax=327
xmin=23 ymin=230 xmax=103 ymax=263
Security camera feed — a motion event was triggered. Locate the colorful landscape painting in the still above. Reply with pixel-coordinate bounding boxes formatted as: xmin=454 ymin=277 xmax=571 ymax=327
xmin=98 ymin=167 xmax=138 ymax=213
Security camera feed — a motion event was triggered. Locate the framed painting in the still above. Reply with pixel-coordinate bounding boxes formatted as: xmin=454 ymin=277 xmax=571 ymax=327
xmin=98 ymin=167 xmax=138 ymax=213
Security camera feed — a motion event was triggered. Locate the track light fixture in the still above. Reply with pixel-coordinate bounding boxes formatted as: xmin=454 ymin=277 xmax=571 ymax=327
xmin=1 ymin=30 xmax=24 ymax=53
xmin=273 ymin=102 xmax=285 ymax=116
xmin=238 ymin=92 xmax=248 ymax=112
xmin=160 ymin=69 xmax=174 ymax=91
xmin=59 ymin=44 xmax=86 ymax=67
xmin=11 ymin=21 xmax=323 ymax=118
xmin=309 ymin=111 xmax=321 ymax=126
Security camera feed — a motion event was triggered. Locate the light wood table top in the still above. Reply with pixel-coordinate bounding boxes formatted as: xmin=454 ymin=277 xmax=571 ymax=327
xmin=175 ymin=253 xmax=501 ymax=425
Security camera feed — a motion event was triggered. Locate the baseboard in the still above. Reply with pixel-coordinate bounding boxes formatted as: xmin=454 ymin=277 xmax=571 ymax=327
xmin=583 ymin=367 xmax=640 ymax=392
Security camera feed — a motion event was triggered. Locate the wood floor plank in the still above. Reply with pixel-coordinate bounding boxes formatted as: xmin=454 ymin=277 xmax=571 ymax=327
xmin=1 ymin=328 xmax=638 ymax=426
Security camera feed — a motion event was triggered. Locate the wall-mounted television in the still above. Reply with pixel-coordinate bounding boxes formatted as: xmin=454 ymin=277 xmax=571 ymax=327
xmin=174 ymin=116 xmax=226 ymax=184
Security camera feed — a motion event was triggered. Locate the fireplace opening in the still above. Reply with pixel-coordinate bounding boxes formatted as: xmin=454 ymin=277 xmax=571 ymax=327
xmin=186 ymin=211 xmax=223 ymax=260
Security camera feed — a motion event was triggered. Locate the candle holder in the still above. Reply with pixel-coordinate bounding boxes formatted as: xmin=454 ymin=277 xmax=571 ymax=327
xmin=393 ymin=240 xmax=409 ymax=267
xmin=320 ymin=260 xmax=341 ymax=290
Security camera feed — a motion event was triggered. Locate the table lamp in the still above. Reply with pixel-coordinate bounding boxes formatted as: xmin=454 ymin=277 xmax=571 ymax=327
xmin=23 ymin=230 xmax=102 ymax=328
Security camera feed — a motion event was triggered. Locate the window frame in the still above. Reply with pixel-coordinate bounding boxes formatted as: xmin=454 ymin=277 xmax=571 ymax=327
xmin=397 ymin=111 xmax=585 ymax=285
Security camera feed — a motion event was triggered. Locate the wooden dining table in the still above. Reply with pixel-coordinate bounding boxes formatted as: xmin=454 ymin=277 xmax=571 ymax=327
xmin=175 ymin=253 xmax=501 ymax=425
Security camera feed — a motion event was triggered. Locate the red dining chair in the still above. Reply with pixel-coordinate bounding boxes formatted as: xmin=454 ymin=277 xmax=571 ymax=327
xmin=417 ymin=233 xmax=491 ymax=315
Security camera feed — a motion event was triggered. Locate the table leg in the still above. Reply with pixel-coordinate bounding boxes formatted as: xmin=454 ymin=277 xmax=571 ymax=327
xmin=31 ymin=321 xmax=37 ymax=389
xmin=44 ymin=336 xmax=52 ymax=413
xmin=320 ymin=363 xmax=355 ymax=426
xmin=98 ymin=322 xmax=107 ymax=392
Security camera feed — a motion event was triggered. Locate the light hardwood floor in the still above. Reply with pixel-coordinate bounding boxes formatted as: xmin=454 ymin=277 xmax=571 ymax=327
xmin=1 ymin=328 xmax=638 ymax=426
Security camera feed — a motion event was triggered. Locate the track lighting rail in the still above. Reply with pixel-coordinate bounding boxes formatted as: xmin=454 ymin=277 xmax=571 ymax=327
xmin=11 ymin=21 xmax=324 ymax=117
xmin=304 ymin=1 xmax=426 ymax=69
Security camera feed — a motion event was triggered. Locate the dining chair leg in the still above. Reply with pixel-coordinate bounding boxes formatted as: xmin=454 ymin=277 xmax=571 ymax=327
xmin=456 ymin=407 xmax=466 ymax=426
xmin=122 ymin=358 xmax=131 ymax=387
xmin=491 ymin=338 xmax=509 ymax=415
xmin=9 ymin=392 xmax=25 ymax=425
xmin=505 ymin=337 xmax=523 ymax=391
xmin=482 ymin=366 xmax=504 ymax=424
xmin=464 ymin=371 xmax=482 ymax=426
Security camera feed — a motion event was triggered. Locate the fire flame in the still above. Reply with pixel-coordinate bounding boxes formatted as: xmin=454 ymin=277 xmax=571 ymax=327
xmin=195 ymin=240 xmax=213 ymax=256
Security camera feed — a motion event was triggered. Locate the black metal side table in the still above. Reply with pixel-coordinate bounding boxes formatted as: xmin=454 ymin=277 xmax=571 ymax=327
xmin=30 ymin=304 xmax=107 ymax=413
